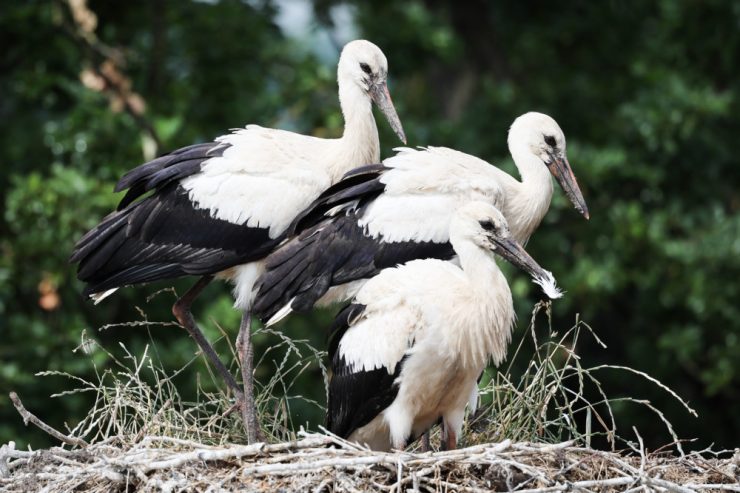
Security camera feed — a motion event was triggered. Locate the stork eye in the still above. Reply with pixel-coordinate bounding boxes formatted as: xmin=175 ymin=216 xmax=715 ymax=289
xmin=359 ymin=62 xmax=372 ymax=74
xmin=480 ymin=220 xmax=497 ymax=232
xmin=544 ymin=135 xmax=557 ymax=147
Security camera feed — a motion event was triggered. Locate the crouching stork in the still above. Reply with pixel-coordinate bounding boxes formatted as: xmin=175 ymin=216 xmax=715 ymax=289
xmin=70 ymin=39 xmax=406 ymax=443
xmin=326 ymin=201 xmax=562 ymax=451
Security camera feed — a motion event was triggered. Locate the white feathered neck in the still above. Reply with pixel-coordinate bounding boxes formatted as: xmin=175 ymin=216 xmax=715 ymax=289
xmin=483 ymin=143 xmax=553 ymax=245
xmin=334 ymin=68 xmax=380 ymax=181
xmin=443 ymin=235 xmax=515 ymax=369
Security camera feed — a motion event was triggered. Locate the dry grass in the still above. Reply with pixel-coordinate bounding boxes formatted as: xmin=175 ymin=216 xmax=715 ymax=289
xmin=33 ymin=323 xmax=329 ymax=447
xmin=2 ymin=303 xmax=739 ymax=491
xmin=466 ymin=302 xmax=698 ymax=454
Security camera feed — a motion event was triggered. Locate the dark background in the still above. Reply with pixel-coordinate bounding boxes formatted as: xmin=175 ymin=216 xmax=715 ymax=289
xmin=1 ymin=0 xmax=738 ymax=450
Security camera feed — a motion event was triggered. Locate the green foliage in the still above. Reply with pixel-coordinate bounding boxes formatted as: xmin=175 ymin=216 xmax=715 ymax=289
xmin=1 ymin=0 xmax=738 ymax=450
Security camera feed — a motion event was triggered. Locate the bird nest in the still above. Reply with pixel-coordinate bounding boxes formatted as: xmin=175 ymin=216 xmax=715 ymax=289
xmin=3 ymin=307 xmax=738 ymax=491
xmin=2 ymin=431 xmax=738 ymax=492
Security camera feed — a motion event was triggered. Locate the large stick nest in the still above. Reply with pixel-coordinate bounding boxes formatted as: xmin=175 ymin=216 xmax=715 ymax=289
xmin=2 ymin=433 xmax=738 ymax=492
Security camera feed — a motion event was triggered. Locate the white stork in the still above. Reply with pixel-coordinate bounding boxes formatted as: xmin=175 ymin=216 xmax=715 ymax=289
xmin=70 ymin=39 xmax=405 ymax=442
xmin=254 ymin=112 xmax=587 ymax=324
xmin=326 ymin=201 xmax=562 ymax=451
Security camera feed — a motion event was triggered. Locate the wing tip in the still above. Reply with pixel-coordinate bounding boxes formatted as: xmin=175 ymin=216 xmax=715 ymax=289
xmin=265 ymin=297 xmax=296 ymax=327
xmin=90 ymin=288 xmax=118 ymax=304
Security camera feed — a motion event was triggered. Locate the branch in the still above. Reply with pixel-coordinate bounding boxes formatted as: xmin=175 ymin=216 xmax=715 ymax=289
xmin=9 ymin=392 xmax=88 ymax=448
xmin=0 ymin=442 xmax=14 ymax=478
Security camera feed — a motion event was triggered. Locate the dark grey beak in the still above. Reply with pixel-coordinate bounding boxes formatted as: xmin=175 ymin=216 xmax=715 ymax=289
xmin=546 ymin=152 xmax=590 ymax=220
xmin=491 ymin=236 xmax=563 ymax=299
xmin=369 ymin=81 xmax=407 ymax=144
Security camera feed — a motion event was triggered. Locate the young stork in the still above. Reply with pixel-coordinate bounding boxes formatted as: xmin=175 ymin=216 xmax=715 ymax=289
xmin=327 ymin=201 xmax=562 ymax=451
xmin=70 ymin=39 xmax=405 ymax=442
xmin=254 ymin=112 xmax=587 ymax=323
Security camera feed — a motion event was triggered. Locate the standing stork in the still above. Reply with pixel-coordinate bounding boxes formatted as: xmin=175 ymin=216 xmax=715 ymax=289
xmin=254 ymin=112 xmax=587 ymax=324
xmin=70 ymin=40 xmax=406 ymax=442
xmin=327 ymin=201 xmax=562 ymax=451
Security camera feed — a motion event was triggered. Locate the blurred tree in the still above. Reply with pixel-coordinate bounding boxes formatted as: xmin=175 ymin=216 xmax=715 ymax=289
xmin=1 ymin=0 xmax=738 ymax=450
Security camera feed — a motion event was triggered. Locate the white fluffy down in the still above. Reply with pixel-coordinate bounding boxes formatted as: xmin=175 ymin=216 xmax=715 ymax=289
xmin=532 ymin=270 xmax=564 ymax=299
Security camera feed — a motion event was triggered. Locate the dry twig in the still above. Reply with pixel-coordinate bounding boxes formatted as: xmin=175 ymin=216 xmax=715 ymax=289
xmin=9 ymin=392 xmax=88 ymax=448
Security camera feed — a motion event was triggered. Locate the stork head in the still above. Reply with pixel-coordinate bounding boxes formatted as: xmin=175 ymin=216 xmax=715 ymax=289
xmin=508 ymin=112 xmax=589 ymax=219
xmin=452 ymin=201 xmax=563 ymax=299
xmin=338 ymin=40 xmax=406 ymax=143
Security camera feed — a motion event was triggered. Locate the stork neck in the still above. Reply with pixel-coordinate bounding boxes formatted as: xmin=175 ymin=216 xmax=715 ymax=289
xmin=453 ymin=239 xmax=508 ymax=295
xmin=506 ymin=145 xmax=554 ymax=243
xmin=449 ymin=237 xmax=514 ymax=368
xmin=337 ymin=79 xmax=380 ymax=170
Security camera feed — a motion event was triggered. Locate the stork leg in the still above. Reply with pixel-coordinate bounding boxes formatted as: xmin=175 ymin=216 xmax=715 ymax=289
xmin=420 ymin=418 xmax=442 ymax=452
xmin=440 ymin=421 xmax=457 ymax=451
xmin=444 ymin=428 xmax=457 ymax=451
xmin=236 ymin=310 xmax=265 ymax=443
xmin=420 ymin=431 xmax=431 ymax=452
xmin=172 ymin=275 xmax=241 ymax=395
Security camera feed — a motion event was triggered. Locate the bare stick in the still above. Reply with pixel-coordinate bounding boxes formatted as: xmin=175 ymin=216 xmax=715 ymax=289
xmin=0 ymin=442 xmax=14 ymax=478
xmin=9 ymin=392 xmax=88 ymax=448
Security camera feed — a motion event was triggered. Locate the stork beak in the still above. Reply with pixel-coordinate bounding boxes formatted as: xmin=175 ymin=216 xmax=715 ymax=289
xmin=546 ymin=153 xmax=590 ymax=220
xmin=369 ymin=81 xmax=407 ymax=144
xmin=491 ymin=236 xmax=563 ymax=300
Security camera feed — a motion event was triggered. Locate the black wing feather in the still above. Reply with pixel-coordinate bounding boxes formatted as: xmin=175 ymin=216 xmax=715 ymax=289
xmin=72 ymin=183 xmax=279 ymax=296
xmin=252 ymin=213 xmax=454 ymax=322
xmin=326 ymin=303 xmax=407 ymax=439
xmin=69 ymin=138 xmax=289 ymax=296
xmin=115 ymin=141 xmax=228 ymax=209
xmin=288 ymin=164 xmax=388 ymax=235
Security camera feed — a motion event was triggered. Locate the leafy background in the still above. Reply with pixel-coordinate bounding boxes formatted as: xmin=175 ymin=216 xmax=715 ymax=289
xmin=1 ymin=0 xmax=738 ymax=450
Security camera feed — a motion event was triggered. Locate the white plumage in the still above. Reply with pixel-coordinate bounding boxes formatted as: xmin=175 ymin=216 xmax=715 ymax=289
xmin=255 ymin=112 xmax=586 ymax=323
xmin=327 ymin=201 xmax=562 ymax=451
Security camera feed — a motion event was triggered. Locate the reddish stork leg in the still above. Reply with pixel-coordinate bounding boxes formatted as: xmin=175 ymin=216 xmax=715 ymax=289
xmin=420 ymin=431 xmax=432 ymax=452
xmin=236 ymin=310 xmax=265 ymax=443
xmin=444 ymin=428 xmax=457 ymax=450
xmin=440 ymin=420 xmax=457 ymax=451
xmin=172 ymin=275 xmax=241 ymax=395
xmin=439 ymin=420 xmax=457 ymax=450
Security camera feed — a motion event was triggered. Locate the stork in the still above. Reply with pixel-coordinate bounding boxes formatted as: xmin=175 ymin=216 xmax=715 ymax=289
xmin=70 ymin=39 xmax=405 ymax=442
xmin=254 ymin=112 xmax=587 ymax=323
xmin=327 ymin=201 xmax=562 ymax=451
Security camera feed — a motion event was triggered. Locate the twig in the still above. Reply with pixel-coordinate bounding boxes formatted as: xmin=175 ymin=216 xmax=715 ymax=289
xmin=9 ymin=392 xmax=88 ymax=448
xmin=632 ymin=426 xmax=646 ymax=475
xmin=139 ymin=435 xmax=331 ymax=472
xmin=0 ymin=442 xmax=14 ymax=478
xmin=685 ymin=485 xmax=740 ymax=492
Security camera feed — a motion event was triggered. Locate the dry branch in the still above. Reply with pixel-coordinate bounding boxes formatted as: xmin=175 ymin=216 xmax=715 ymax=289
xmin=9 ymin=392 xmax=88 ymax=448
